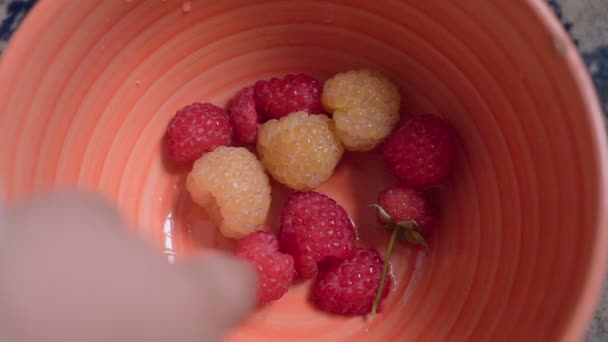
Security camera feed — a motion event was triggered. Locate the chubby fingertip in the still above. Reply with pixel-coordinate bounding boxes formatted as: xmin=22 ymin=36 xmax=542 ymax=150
xmin=186 ymin=252 xmax=257 ymax=328
xmin=204 ymin=252 xmax=258 ymax=308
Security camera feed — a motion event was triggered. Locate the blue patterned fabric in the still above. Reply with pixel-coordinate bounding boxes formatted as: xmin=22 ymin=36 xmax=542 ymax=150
xmin=548 ymin=0 xmax=607 ymax=114
xmin=584 ymin=46 xmax=608 ymax=115
xmin=547 ymin=0 xmax=578 ymax=45
xmin=0 ymin=0 xmax=35 ymax=42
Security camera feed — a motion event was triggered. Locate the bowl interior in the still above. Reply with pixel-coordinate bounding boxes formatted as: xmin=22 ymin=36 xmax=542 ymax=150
xmin=0 ymin=1 xmax=606 ymax=341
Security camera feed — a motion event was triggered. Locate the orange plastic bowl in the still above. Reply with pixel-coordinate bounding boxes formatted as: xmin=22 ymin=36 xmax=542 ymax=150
xmin=1 ymin=1 xmax=607 ymax=341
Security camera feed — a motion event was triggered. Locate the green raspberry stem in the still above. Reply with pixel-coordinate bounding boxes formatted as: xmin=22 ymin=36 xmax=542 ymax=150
xmin=371 ymin=225 xmax=399 ymax=316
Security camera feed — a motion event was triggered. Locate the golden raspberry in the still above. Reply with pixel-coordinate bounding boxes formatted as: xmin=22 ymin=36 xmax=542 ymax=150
xmin=322 ymin=69 xmax=400 ymax=151
xmin=257 ymin=111 xmax=344 ymax=190
xmin=186 ymin=146 xmax=271 ymax=238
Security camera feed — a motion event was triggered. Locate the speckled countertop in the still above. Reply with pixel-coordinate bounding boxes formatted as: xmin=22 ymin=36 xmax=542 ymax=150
xmin=1 ymin=0 xmax=607 ymax=340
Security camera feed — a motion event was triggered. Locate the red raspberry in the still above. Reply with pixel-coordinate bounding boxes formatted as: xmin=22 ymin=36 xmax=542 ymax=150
xmin=312 ymin=248 xmax=392 ymax=316
xmin=382 ymin=114 xmax=456 ymax=188
xmin=165 ymin=102 xmax=233 ymax=166
xmin=372 ymin=185 xmax=435 ymax=250
xmin=378 ymin=186 xmax=435 ymax=231
xmin=229 ymin=86 xmax=260 ymax=144
xmin=234 ymin=231 xmax=296 ymax=305
xmin=254 ymin=74 xmax=324 ymax=120
xmin=278 ymin=192 xmax=356 ymax=279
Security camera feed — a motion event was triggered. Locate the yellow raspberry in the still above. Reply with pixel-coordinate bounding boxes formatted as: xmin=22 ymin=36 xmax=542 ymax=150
xmin=257 ymin=111 xmax=344 ymax=190
xmin=322 ymin=69 xmax=401 ymax=151
xmin=186 ymin=146 xmax=271 ymax=239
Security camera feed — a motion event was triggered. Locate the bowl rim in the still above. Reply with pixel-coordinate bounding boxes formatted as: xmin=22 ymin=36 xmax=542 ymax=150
xmin=0 ymin=0 xmax=607 ymax=340
xmin=526 ymin=0 xmax=608 ymax=340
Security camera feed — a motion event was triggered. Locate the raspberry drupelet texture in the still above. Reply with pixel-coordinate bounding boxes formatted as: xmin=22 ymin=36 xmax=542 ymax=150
xmin=254 ymin=73 xmax=324 ymax=120
xmin=279 ymin=191 xmax=356 ymax=279
xmin=165 ymin=102 xmax=233 ymax=166
xmin=382 ymin=114 xmax=456 ymax=188
xmin=378 ymin=186 xmax=435 ymax=231
xmin=186 ymin=146 xmax=271 ymax=239
xmin=229 ymin=86 xmax=260 ymax=144
xmin=312 ymin=248 xmax=392 ymax=316
xmin=257 ymin=111 xmax=344 ymax=190
xmin=235 ymin=231 xmax=296 ymax=305
xmin=322 ymin=69 xmax=400 ymax=151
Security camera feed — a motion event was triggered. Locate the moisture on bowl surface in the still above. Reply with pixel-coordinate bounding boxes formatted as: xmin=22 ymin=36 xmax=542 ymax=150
xmin=0 ymin=1 xmax=606 ymax=341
